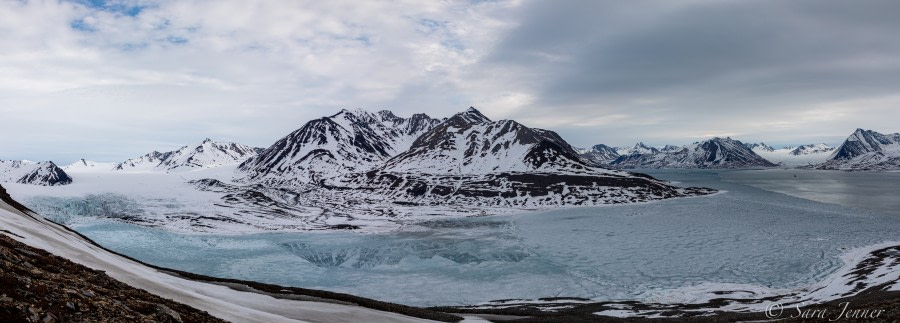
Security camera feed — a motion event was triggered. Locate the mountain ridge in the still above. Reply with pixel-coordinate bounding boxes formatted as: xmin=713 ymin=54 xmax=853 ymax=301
xmin=114 ymin=139 xmax=261 ymax=172
xmin=585 ymin=137 xmax=776 ymax=169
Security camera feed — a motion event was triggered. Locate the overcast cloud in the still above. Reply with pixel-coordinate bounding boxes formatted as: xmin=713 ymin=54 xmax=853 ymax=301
xmin=2 ymin=0 xmax=900 ymax=164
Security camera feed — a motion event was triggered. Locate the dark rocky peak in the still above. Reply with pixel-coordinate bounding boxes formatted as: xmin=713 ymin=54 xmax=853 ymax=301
xmin=447 ymin=107 xmax=491 ymax=127
xmin=377 ymin=110 xmax=400 ymax=122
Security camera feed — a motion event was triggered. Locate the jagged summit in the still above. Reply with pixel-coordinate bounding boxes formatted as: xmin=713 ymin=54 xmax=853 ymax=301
xmin=379 ymin=111 xmax=595 ymax=175
xmin=377 ymin=111 xmax=442 ymax=136
xmin=449 ymin=107 xmax=491 ymax=125
xmin=239 ymin=109 xmax=442 ymax=185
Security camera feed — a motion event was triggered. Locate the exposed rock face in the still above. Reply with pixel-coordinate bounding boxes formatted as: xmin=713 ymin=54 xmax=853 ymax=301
xmin=819 ymin=129 xmax=900 ymax=170
xmin=0 ymin=160 xmax=72 ymax=186
xmin=609 ymin=137 xmax=776 ymax=169
xmin=0 ymin=212 xmax=224 ymax=322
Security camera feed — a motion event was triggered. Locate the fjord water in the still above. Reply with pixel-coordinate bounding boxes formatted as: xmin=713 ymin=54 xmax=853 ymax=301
xmin=720 ymin=169 xmax=900 ymax=217
xmin=73 ymin=170 xmax=900 ymax=306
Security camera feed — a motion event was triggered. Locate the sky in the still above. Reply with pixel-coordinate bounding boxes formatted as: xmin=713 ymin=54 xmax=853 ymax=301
xmin=2 ymin=0 xmax=900 ymax=164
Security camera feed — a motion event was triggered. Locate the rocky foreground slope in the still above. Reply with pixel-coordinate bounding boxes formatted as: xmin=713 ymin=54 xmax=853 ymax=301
xmin=0 ymin=233 xmax=224 ymax=322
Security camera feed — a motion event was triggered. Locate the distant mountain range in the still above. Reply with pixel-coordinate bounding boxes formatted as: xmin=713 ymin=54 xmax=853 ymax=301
xmin=114 ymin=139 xmax=261 ymax=172
xmin=579 ymin=128 xmax=900 ymax=170
xmin=0 ymin=160 xmax=71 ymax=186
xmin=742 ymin=142 xmax=836 ymax=166
xmin=4 ymin=111 xmax=898 ymax=188
xmin=595 ymin=137 xmax=777 ymax=169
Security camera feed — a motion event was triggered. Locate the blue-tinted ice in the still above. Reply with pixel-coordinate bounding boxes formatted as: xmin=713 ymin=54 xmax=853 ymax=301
xmin=69 ymin=170 xmax=900 ymax=306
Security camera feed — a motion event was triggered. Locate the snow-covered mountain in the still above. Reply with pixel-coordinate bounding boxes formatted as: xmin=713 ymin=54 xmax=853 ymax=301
xmin=579 ymin=144 xmax=620 ymax=163
xmin=790 ymin=143 xmax=834 ymax=156
xmin=114 ymin=139 xmax=261 ymax=172
xmin=819 ymin=129 xmax=900 ymax=170
xmin=112 ymin=151 xmax=175 ymax=171
xmin=238 ymin=109 xmax=443 ymax=186
xmin=616 ymin=142 xmax=660 ymax=155
xmin=310 ymin=108 xmax=715 ymax=207
xmin=0 ymin=160 xmax=72 ymax=186
xmin=232 ymin=107 xmax=715 ymax=209
xmin=609 ymin=137 xmax=776 ymax=169
xmin=376 ymin=108 xmax=596 ymax=174
xmin=62 ymin=159 xmax=117 ymax=172
xmin=745 ymin=143 xmax=835 ymax=166
xmin=744 ymin=142 xmax=775 ymax=152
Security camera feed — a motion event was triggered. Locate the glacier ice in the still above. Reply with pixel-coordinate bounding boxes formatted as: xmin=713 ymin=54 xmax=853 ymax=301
xmin=29 ymin=170 xmax=900 ymax=306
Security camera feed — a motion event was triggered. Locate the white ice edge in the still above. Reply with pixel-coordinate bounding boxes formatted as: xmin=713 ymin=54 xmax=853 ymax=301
xmin=592 ymin=240 xmax=900 ymax=317
xmin=454 ymin=239 xmax=899 ymax=318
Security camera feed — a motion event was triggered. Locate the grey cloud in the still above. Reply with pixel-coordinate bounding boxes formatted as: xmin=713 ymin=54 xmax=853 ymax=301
xmin=481 ymin=0 xmax=900 ymax=147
